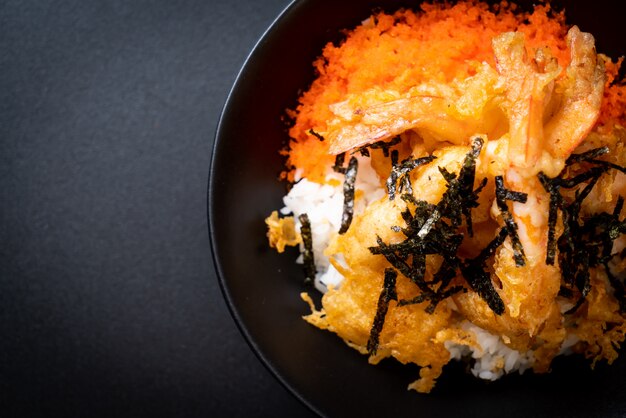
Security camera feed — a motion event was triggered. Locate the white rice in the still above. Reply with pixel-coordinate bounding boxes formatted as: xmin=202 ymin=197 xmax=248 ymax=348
xmin=444 ymin=320 xmax=535 ymax=380
xmin=280 ymin=155 xmax=384 ymax=293
xmin=279 ymin=157 xmax=575 ymax=381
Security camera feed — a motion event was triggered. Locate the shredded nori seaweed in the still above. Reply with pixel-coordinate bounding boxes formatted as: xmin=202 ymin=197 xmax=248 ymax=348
xmin=333 ymin=152 xmax=346 ymax=174
xmin=367 ymin=268 xmax=398 ymax=355
xmin=460 ymin=228 xmax=508 ymax=314
xmin=386 ymin=155 xmax=437 ymax=200
xmin=538 ymin=147 xmax=626 ymax=313
xmin=308 ymin=129 xmax=325 ymax=141
xmin=390 ymin=149 xmax=399 ymax=166
xmin=589 ymin=159 xmax=626 ymax=174
xmin=293 ymin=131 xmax=626 ymax=318
xmin=565 ymin=146 xmax=609 ymax=164
xmin=339 ymin=157 xmax=358 ymax=234
xmin=370 ymin=138 xmax=503 ymax=314
xmin=537 ymin=172 xmax=562 ymax=265
xmin=356 ymin=136 xmax=402 ymax=158
xmin=333 ymin=152 xmax=362 ymax=235
xmin=357 ymin=147 xmax=371 ymax=158
xmin=435 ymin=137 xmax=487 ymax=236
xmin=459 ymin=139 xmax=489 ymax=237
xmin=411 ymin=137 xmax=486 ymax=240
xmin=494 ymin=175 xmax=527 ymax=266
xmin=368 ymin=143 xmax=626 ymax=315
xmin=298 ymin=213 xmax=315 ymax=285
xmin=561 ymin=192 xmax=626 ymax=313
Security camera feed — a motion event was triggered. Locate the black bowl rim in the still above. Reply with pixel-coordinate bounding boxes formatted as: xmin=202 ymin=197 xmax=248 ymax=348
xmin=207 ymin=0 xmax=321 ymax=416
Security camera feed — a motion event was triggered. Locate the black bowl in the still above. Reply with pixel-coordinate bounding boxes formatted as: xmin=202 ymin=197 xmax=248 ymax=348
xmin=209 ymin=1 xmax=626 ymax=416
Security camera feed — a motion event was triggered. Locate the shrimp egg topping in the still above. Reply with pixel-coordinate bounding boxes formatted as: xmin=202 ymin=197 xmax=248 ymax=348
xmin=266 ymin=1 xmax=626 ymax=392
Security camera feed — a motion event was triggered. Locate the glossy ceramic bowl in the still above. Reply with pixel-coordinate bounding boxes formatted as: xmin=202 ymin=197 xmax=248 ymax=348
xmin=209 ymin=1 xmax=625 ymax=416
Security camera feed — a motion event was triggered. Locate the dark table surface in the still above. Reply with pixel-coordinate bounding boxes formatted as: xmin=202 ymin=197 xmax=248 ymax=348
xmin=0 ymin=0 xmax=317 ymax=416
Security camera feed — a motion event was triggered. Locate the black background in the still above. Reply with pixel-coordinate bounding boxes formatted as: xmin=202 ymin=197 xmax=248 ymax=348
xmin=0 ymin=0 xmax=317 ymax=416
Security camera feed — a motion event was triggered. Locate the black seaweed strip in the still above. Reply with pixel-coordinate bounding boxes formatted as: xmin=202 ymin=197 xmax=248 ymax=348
xmin=589 ymin=159 xmax=626 ymax=175
xmin=584 ymin=196 xmax=626 ymax=312
xmin=396 ymin=157 xmax=430 ymax=195
xmin=400 ymin=207 xmax=414 ymax=232
xmin=397 ymin=294 xmax=428 ymax=307
xmin=370 ymin=237 xmax=414 ymax=282
xmin=459 ymin=228 xmax=508 ymax=315
xmin=386 ymin=155 xmax=436 ymax=200
xmin=425 ymin=301 xmax=439 ymax=314
xmin=370 ymin=236 xmax=433 ymax=258
xmin=429 ymin=258 xmax=457 ymax=286
xmin=417 ymin=208 xmax=441 ymax=239
xmin=367 ymin=268 xmax=398 ymax=355
xmin=581 ymin=205 xmax=626 ymax=254
xmin=339 ymin=157 xmax=358 ymax=234
xmin=401 ymin=169 xmax=413 ymax=196
xmin=426 ymin=264 xmax=463 ymax=314
xmin=390 ymin=149 xmax=399 ymax=166
xmin=355 ymin=136 xmax=401 ymax=158
xmin=411 ymin=253 xmax=427 ymax=283
xmin=398 ymin=200 xmax=421 ymax=236
xmin=426 ymin=285 xmax=465 ymax=313
xmin=370 ymin=136 xmax=401 ymax=157
xmin=557 ymin=217 xmax=577 ymax=288
xmin=558 ymin=286 xmax=574 ymax=298
xmin=557 ymin=166 xmax=608 ymax=188
xmin=475 ymin=178 xmax=488 ymax=194
xmin=466 ymin=178 xmax=488 ymax=237
xmin=333 ymin=153 xmax=346 ymax=174
xmin=552 ymin=165 xmax=622 ymax=311
xmin=369 ymin=238 xmax=435 ymax=295
xmin=439 ymin=166 xmax=456 ymax=181
xmin=386 ymin=150 xmax=400 ymax=200
xmin=538 ymin=172 xmax=561 ymax=265
xmin=495 ymin=176 xmax=527 ymax=266
xmin=400 ymin=192 xmax=419 ymax=206
xmin=558 ymin=172 xmax=603 ymax=295
xmin=458 ymin=137 xmax=485 ymax=236
xmin=573 ymin=171 xmax=603 ymax=209
xmin=308 ymin=129 xmax=325 ymax=141
xmin=461 ymin=261 xmax=505 ymax=315
xmin=501 ymin=189 xmax=528 ymax=203
xmin=298 ymin=213 xmax=315 ymax=285
xmin=459 ymin=139 xmax=482 ymax=185
xmin=475 ymin=228 xmax=509 ymax=262
xmin=565 ymin=146 xmax=609 ymax=165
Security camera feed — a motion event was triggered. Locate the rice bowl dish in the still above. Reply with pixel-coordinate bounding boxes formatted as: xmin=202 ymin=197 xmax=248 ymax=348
xmin=264 ymin=0 xmax=626 ymax=393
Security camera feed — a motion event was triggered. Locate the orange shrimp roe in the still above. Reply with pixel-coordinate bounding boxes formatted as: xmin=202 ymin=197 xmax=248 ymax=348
xmin=285 ymin=0 xmax=625 ymax=182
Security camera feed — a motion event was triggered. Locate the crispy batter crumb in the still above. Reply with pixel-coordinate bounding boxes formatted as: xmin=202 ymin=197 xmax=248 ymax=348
xmin=265 ymin=211 xmax=301 ymax=253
